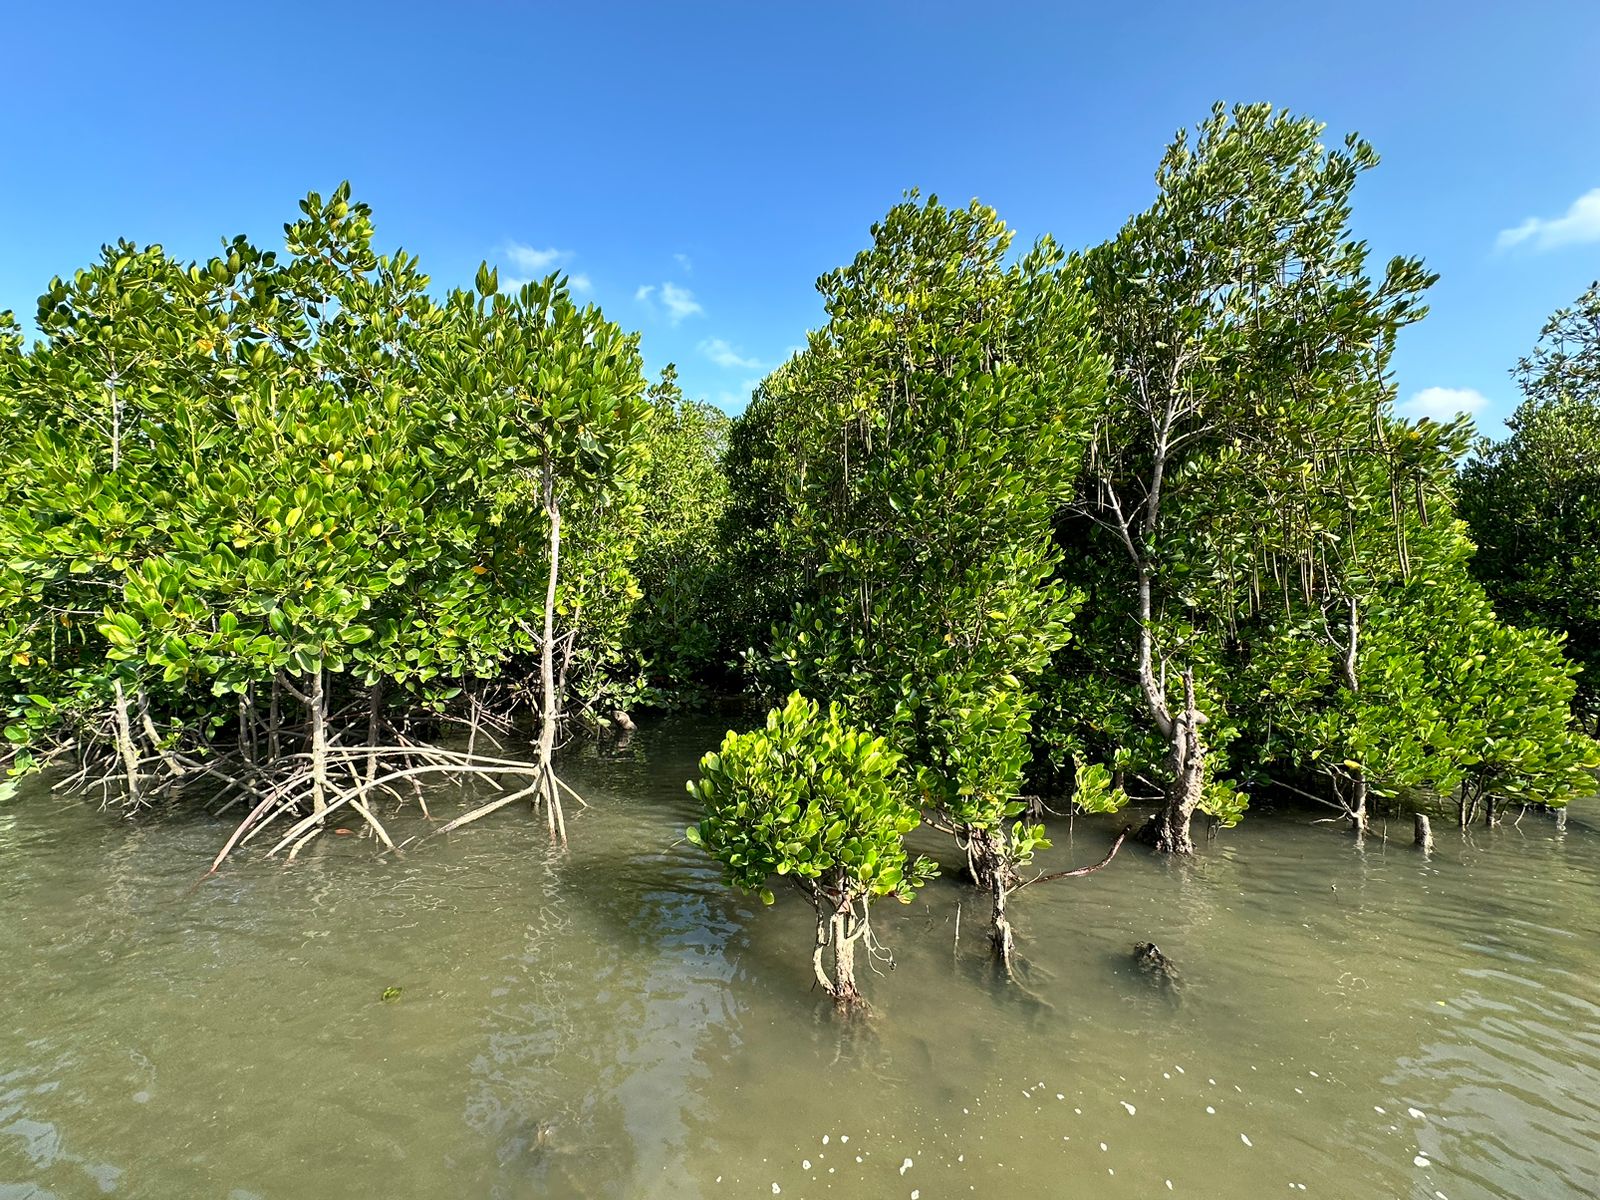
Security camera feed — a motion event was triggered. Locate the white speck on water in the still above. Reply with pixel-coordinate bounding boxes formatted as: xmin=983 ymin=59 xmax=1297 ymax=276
xmin=1206 ymin=1106 xmax=1216 ymax=1115
xmin=1408 ymin=1107 xmax=1426 ymax=1121
xmin=802 ymin=1160 xmax=811 ymax=1170
xmin=1294 ymin=1088 xmax=1303 ymax=1095
xmin=715 ymin=1178 xmax=721 ymax=1184
xmin=771 ymin=1186 xmax=780 ymax=1195
xmin=1163 ymin=1072 xmax=1171 ymax=1079
xmin=1074 ymin=1108 xmax=1083 ymax=1115
xmin=963 ymin=1108 xmax=969 ymax=1114
xmin=840 ymin=1136 xmax=849 ymax=1144
xmin=1309 ymin=1071 xmax=1319 ymax=1078
xmin=855 ymin=1157 xmax=863 ymax=1164
xmin=1208 ymin=1078 xmax=1217 ymax=1086
xmin=1241 ymin=1134 xmax=1254 ymax=1147
xmin=912 ymin=1192 xmax=920 ymax=1199
xmin=822 ymin=1135 xmax=830 ymax=1145
xmin=1375 ymin=1106 xmax=1387 ymax=1114
xmin=1175 ymin=1066 xmax=1185 ymax=1074
xmin=899 ymin=1158 xmax=913 ymax=1175
xmin=1108 ymin=1168 xmax=1115 ymax=1176
xmin=957 ymin=1155 xmax=964 ymax=1163
xmin=1056 ymin=1093 xmax=1064 ymax=1101
xmin=132 ymin=1091 xmax=151 ymax=1104
xmin=1415 ymin=1156 xmax=1432 ymax=1168
xmin=1099 ymin=1143 xmax=1108 ymax=1152
xmin=1166 ymin=1182 xmax=1173 ymax=1191
xmin=1435 ymin=1192 xmax=1448 ymax=1199
xmin=1121 ymin=1102 xmax=1137 ymax=1116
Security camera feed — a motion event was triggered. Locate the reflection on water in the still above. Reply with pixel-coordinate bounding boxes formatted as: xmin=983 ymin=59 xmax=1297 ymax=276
xmin=2 ymin=719 xmax=1597 ymax=1199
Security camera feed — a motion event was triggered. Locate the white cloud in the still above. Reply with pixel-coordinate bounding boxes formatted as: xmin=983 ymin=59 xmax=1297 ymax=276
xmin=674 ymin=252 xmax=693 ymax=274
xmin=660 ymin=282 xmax=703 ymax=323
xmin=1496 ymin=187 xmax=1600 ymax=252
xmin=637 ymin=281 xmax=703 ymax=324
xmin=1400 ymin=386 xmax=1489 ymax=421
xmin=700 ymin=337 xmax=762 ymax=370
xmin=568 ymin=272 xmax=592 ymax=294
xmin=504 ymin=243 xmax=572 ymax=271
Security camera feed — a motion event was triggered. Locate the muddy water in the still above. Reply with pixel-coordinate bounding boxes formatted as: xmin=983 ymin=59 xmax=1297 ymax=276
xmin=2 ymin=717 xmax=1597 ymax=1199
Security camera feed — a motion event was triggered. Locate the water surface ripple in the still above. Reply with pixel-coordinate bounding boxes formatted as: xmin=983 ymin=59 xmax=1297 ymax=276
xmin=2 ymin=721 xmax=1596 ymax=1198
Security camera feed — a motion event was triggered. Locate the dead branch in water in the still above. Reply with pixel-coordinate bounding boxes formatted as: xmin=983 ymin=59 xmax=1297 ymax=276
xmin=1012 ymin=825 xmax=1131 ymax=892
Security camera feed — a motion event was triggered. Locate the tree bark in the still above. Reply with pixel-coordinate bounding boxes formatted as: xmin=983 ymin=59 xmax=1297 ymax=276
xmin=111 ymin=679 xmax=141 ymax=806
xmin=1413 ymin=812 xmax=1433 ymax=852
xmin=1347 ymin=775 xmax=1369 ymax=839
xmin=811 ymin=901 xmax=864 ymax=1009
xmin=309 ymin=666 xmax=328 ymax=816
xmin=536 ymin=461 xmax=566 ymax=845
xmin=965 ymin=825 xmax=1017 ymax=965
xmin=268 ymin=675 xmax=282 ymax=762
xmin=1340 ymin=597 xmax=1368 ymax=839
xmin=1140 ymin=669 xmax=1206 ymax=854
xmin=830 ymin=911 xmax=861 ymax=1006
xmin=365 ymin=680 xmax=382 ymax=785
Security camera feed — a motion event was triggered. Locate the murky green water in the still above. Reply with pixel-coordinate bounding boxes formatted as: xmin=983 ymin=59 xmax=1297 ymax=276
xmin=2 ymin=718 xmax=1597 ymax=1199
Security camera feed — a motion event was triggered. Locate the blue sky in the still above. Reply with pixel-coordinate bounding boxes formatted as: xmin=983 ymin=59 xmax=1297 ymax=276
xmin=2 ymin=2 xmax=1597 ymax=433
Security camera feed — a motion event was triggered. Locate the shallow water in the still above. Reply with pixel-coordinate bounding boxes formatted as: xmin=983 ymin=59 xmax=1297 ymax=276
xmin=2 ymin=717 xmax=1597 ymax=1199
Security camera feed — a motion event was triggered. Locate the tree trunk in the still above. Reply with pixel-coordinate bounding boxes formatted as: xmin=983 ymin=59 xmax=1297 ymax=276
xmin=1141 ymin=670 xmax=1206 ymax=854
xmin=811 ymin=903 xmax=864 ymax=1009
xmin=239 ymin=687 xmax=256 ymax=768
xmin=111 ymin=679 xmax=141 ymax=806
xmin=268 ymin=675 xmax=282 ymax=762
xmin=1340 ymin=599 xmax=1367 ymax=840
xmin=365 ymin=680 xmax=382 ymax=785
xmin=964 ymin=824 xmax=1017 ymax=966
xmin=1348 ymin=775 xmax=1369 ymax=839
xmin=309 ymin=666 xmax=328 ymax=816
xmin=1413 ymin=812 xmax=1433 ymax=852
xmin=537 ymin=462 xmax=566 ymax=846
xmin=830 ymin=912 xmax=861 ymax=1006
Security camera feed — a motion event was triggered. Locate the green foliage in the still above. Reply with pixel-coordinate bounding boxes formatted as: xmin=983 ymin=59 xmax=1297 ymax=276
xmin=754 ymin=196 xmax=1111 ymax=856
xmin=626 ymin=365 xmax=735 ymax=706
xmin=687 ymin=692 xmax=936 ymax=906
xmin=1053 ymin=102 xmax=1437 ymax=845
xmin=1460 ymin=282 xmax=1600 ymax=721
xmin=0 ymin=185 xmax=651 ymax=815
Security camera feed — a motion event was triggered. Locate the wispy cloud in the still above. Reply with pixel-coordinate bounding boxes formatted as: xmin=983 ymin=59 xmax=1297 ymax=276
xmin=674 ymin=252 xmax=693 ymax=274
xmin=637 ymin=281 xmax=704 ymax=324
xmin=1496 ymin=188 xmax=1600 ymax=252
xmin=699 ymin=337 xmax=762 ymax=370
xmin=1399 ymin=386 xmax=1488 ymax=421
xmin=661 ymin=282 xmax=702 ymax=323
xmin=504 ymin=243 xmax=574 ymax=271
xmin=568 ymin=273 xmax=592 ymax=294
